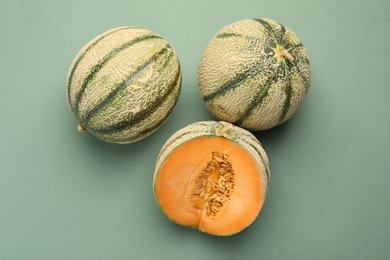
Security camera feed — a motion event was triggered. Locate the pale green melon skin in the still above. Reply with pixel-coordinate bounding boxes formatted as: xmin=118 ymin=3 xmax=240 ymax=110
xmin=198 ymin=18 xmax=311 ymax=131
xmin=66 ymin=26 xmax=181 ymax=143
xmin=153 ymin=121 xmax=270 ymax=234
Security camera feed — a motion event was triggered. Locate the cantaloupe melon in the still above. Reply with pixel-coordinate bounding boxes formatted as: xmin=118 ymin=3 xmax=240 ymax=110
xmin=66 ymin=26 xmax=181 ymax=143
xmin=153 ymin=121 xmax=270 ymax=236
xmin=198 ymin=18 xmax=311 ymax=130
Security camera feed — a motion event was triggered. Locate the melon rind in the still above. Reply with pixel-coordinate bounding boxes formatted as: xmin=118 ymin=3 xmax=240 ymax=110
xmin=198 ymin=18 xmax=311 ymax=130
xmin=66 ymin=26 xmax=181 ymax=143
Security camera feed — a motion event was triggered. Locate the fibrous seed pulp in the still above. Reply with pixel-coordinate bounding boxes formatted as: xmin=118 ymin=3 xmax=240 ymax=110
xmin=188 ymin=152 xmax=234 ymax=218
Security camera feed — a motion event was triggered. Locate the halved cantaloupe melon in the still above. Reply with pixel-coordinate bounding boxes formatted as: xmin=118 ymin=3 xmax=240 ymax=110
xmin=153 ymin=121 xmax=270 ymax=236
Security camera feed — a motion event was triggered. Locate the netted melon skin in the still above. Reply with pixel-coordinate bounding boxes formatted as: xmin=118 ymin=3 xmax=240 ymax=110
xmin=66 ymin=26 xmax=181 ymax=143
xmin=198 ymin=18 xmax=311 ymax=131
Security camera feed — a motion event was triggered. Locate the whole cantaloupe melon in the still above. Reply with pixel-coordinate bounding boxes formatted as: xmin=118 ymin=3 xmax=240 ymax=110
xmin=198 ymin=18 xmax=311 ymax=131
xmin=66 ymin=26 xmax=181 ymax=143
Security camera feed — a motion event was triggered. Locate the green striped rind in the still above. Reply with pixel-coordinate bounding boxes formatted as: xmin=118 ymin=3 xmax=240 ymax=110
xmin=66 ymin=26 xmax=134 ymax=109
xmin=90 ymin=69 xmax=182 ymax=143
xmin=66 ymin=26 xmax=181 ymax=143
xmin=198 ymin=18 xmax=311 ymax=131
xmin=154 ymin=121 xmax=270 ymax=193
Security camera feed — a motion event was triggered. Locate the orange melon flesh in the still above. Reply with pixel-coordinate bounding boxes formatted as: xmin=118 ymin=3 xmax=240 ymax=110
xmin=154 ymin=136 xmax=265 ymax=236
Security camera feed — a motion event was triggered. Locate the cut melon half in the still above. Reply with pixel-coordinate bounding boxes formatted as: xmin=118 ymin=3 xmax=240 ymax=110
xmin=153 ymin=121 xmax=270 ymax=236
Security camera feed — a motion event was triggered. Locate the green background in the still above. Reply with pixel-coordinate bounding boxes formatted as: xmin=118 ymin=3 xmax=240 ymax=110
xmin=1 ymin=0 xmax=389 ymax=259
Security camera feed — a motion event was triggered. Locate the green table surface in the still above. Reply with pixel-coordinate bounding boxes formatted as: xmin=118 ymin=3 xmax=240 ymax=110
xmin=1 ymin=0 xmax=389 ymax=259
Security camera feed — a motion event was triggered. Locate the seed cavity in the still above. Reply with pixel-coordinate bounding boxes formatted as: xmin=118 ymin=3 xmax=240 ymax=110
xmin=189 ymin=152 xmax=234 ymax=218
